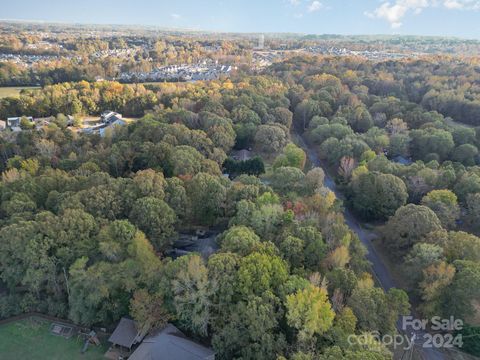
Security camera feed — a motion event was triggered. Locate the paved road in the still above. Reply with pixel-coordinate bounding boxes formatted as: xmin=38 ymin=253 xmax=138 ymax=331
xmin=295 ymin=132 xmax=446 ymax=360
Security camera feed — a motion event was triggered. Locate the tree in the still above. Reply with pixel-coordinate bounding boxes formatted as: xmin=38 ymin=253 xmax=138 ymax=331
xmin=273 ymin=143 xmax=306 ymax=170
xmin=129 ymin=197 xmax=176 ymax=251
xmin=382 ymin=203 xmax=442 ymax=253
xmin=171 ymin=255 xmax=211 ymax=336
xmin=270 ymin=166 xmax=305 ymax=194
xmin=98 ymin=219 xmax=137 ymax=262
xmin=454 ymin=173 xmax=480 ymax=202
xmin=220 ymin=226 xmax=261 ymax=256
xmin=211 ymin=292 xmax=286 ymax=360
xmin=466 ymin=193 xmax=480 ymax=232
xmin=294 ymin=99 xmax=324 ymax=130
xmin=207 ymin=252 xmax=240 ymax=329
xmin=351 ymin=106 xmax=374 ymax=133
xmin=324 ymin=245 xmax=351 ymax=270
xmin=388 ymin=134 xmax=410 ymax=158
xmin=444 ymin=231 xmax=480 ymax=262
xmin=455 ymin=325 xmax=480 ymax=357
xmin=131 ymin=169 xmax=166 ymax=199
xmin=254 ymin=124 xmax=289 ymax=154
xmin=286 ymin=285 xmax=335 ymax=345
xmin=410 ymin=128 xmax=454 ymax=161
xmin=338 ymin=156 xmax=356 ymax=182
xmin=130 ymin=289 xmax=171 ymax=337
xmin=164 ymin=177 xmax=187 ymax=219
xmin=403 ymin=243 xmax=444 ymax=289
xmin=419 ymin=261 xmax=455 ymax=318
xmin=385 ymin=118 xmax=408 ymax=135
xmin=348 ymin=283 xmax=410 ymax=335
xmin=279 ymin=235 xmax=305 ymax=269
xmin=237 ymin=252 xmax=288 ymax=297
xmin=326 ymin=268 xmax=357 ymax=298
xmin=271 ymin=107 xmax=293 ymax=128
xmin=186 ymin=173 xmax=226 ymax=225
xmin=303 ymin=167 xmax=325 ymax=195
xmin=452 ymin=144 xmax=478 ymax=166
xmin=421 ymin=189 xmax=459 ymax=229
xmin=311 ymin=123 xmax=353 ymax=145
xmin=443 ymin=260 xmax=480 ymax=320
xmin=172 ymin=146 xmax=204 ymax=176
xmin=350 ymin=171 xmax=408 ymax=221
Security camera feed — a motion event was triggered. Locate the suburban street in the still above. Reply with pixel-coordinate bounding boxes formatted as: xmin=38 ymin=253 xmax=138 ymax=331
xmin=294 ymin=132 xmax=446 ymax=360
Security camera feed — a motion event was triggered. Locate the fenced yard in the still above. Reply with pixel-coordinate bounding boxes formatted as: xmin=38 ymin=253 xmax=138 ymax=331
xmin=0 ymin=316 xmax=108 ymax=360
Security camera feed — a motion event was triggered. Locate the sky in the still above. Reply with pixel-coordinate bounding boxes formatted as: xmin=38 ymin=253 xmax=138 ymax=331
xmin=2 ymin=0 xmax=480 ymax=39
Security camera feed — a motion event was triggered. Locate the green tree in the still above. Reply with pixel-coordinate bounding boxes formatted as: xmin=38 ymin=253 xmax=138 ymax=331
xmin=254 ymin=124 xmax=289 ymax=154
xmin=270 ymin=166 xmax=305 ymax=194
xmin=273 ymin=143 xmax=307 ymax=170
xmin=220 ymin=225 xmax=261 ymax=256
xmin=286 ymin=285 xmax=335 ymax=345
xmin=403 ymin=243 xmax=444 ymax=289
xmin=382 ymin=204 xmax=443 ymax=253
xmin=452 ymin=144 xmax=478 ymax=166
xmin=237 ymin=252 xmax=288 ymax=297
xmin=421 ymin=189 xmax=460 ymax=229
xmin=186 ymin=173 xmax=226 ymax=225
xmin=129 ymin=197 xmax=176 ymax=251
xmin=350 ymin=172 xmax=408 ymax=221
xmin=172 ymin=255 xmax=211 ymax=336
xmin=348 ymin=283 xmax=410 ymax=335
xmin=130 ymin=289 xmax=171 ymax=337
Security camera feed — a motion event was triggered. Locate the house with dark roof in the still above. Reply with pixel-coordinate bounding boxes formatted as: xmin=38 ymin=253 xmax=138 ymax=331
xmin=231 ymin=149 xmax=251 ymax=161
xmin=107 ymin=318 xmax=214 ymax=360
xmin=128 ymin=324 xmax=215 ymax=360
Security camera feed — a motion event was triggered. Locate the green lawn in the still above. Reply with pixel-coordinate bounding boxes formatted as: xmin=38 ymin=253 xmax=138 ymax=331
xmin=0 ymin=86 xmax=40 ymax=98
xmin=0 ymin=316 xmax=108 ymax=360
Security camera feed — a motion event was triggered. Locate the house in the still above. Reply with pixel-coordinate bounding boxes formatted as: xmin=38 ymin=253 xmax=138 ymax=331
xmin=392 ymin=155 xmax=413 ymax=165
xmin=101 ymin=111 xmax=123 ymax=124
xmin=67 ymin=115 xmax=75 ymax=126
xmin=7 ymin=116 xmax=33 ymax=129
xmin=128 ymin=324 xmax=215 ymax=360
xmin=108 ymin=319 xmax=214 ymax=360
xmin=99 ymin=118 xmax=127 ymax=137
xmin=232 ymin=149 xmax=252 ymax=161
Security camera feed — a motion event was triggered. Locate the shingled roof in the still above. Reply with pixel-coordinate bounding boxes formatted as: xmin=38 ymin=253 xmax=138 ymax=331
xmin=128 ymin=323 xmax=215 ymax=360
xmin=108 ymin=317 xmax=142 ymax=349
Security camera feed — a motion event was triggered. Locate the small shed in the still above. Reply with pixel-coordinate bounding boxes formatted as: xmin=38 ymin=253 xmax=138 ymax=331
xmin=108 ymin=317 xmax=143 ymax=350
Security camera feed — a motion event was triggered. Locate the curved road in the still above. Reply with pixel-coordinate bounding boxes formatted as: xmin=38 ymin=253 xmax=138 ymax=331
xmin=295 ymin=132 xmax=446 ymax=360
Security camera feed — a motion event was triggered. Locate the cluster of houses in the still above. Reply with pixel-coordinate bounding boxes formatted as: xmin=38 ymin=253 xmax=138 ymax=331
xmin=106 ymin=318 xmax=214 ymax=360
xmin=118 ymin=61 xmax=235 ymax=82
xmin=2 ymin=111 xmax=124 ymax=136
xmin=304 ymin=45 xmax=415 ymax=60
xmin=91 ymin=48 xmax=136 ymax=59
xmin=251 ymin=50 xmax=293 ymax=69
xmin=0 ymin=115 xmax=75 ymax=132
xmin=0 ymin=53 xmax=68 ymax=67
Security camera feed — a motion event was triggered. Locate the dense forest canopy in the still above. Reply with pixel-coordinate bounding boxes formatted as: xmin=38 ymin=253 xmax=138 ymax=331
xmin=0 ymin=52 xmax=480 ymax=358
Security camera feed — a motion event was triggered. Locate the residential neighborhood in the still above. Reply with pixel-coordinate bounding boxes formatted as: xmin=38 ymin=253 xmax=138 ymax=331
xmin=118 ymin=61 xmax=235 ymax=82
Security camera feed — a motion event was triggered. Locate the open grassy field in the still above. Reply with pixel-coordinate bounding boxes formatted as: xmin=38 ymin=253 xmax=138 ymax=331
xmin=0 ymin=316 xmax=108 ymax=360
xmin=0 ymin=86 xmax=40 ymax=98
